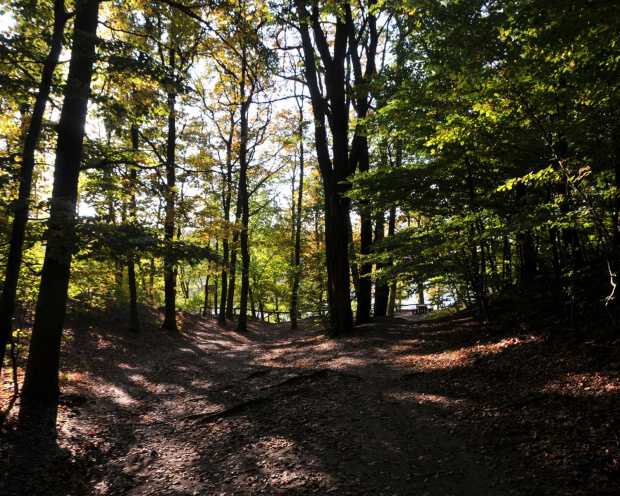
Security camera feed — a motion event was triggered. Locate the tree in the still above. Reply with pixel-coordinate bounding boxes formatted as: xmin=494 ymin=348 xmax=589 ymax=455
xmin=21 ymin=0 xmax=101 ymax=402
xmin=290 ymin=86 xmax=305 ymax=329
xmin=0 ymin=0 xmax=69 ymax=378
xmin=294 ymin=1 xmax=354 ymax=336
xmin=346 ymin=0 xmax=378 ymax=324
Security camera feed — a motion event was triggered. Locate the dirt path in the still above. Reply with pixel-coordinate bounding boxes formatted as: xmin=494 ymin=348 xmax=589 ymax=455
xmin=1 ymin=311 xmax=618 ymax=495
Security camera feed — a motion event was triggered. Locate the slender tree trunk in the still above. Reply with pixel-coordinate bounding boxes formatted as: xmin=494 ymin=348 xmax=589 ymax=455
xmin=219 ymin=242 xmax=229 ymax=322
xmin=346 ymin=2 xmax=377 ymax=325
xmin=613 ymin=130 xmax=620 ymax=247
xmin=249 ymin=284 xmax=256 ymax=318
xmin=373 ymin=212 xmax=389 ymax=317
xmin=356 ymin=179 xmax=373 ymax=323
xmin=213 ymin=278 xmax=218 ymax=315
xmin=502 ymin=234 xmax=512 ymax=286
xmin=387 ymin=206 xmax=397 ymax=317
xmin=148 ymin=257 xmax=155 ymax=300
xmin=290 ymin=113 xmax=304 ymax=329
xmin=127 ymin=124 xmax=140 ymax=333
xmin=348 ymin=218 xmax=360 ymax=301
xmin=162 ymin=48 xmax=178 ymax=332
xmin=227 ymin=230 xmax=239 ymax=319
xmin=21 ymin=0 xmax=100 ymax=402
xmin=203 ymin=275 xmax=210 ymax=316
xmin=236 ymin=63 xmax=252 ymax=332
xmin=218 ymin=120 xmax=235 ymax=324
xmin=0 ymin=0 xmax=68 ymax=379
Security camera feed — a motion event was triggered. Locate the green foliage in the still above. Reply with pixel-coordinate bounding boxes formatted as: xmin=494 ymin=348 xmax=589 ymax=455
xmin=2 ymin=0 xmax=618 ymax=335
xmin=75 ymin=221 xmax=219 ymax=266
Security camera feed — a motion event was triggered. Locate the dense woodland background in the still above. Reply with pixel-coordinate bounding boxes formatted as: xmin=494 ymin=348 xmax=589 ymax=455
xmin=0 ymin=0 xmax=619 ymax=404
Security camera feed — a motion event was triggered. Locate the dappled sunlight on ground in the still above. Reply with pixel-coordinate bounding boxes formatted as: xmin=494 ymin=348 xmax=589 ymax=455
xmin=392 ymin=335 xmax=543 ymax=373
xmin=2 ymin=310 xmax=619 ymax=495
xmin=540 ymin=371 xmax=620 ymax=398
xmin=384 ymin=390 xmax=464 ymax=408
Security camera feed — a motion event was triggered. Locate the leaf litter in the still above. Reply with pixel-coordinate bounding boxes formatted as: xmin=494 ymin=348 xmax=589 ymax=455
xmin=0 ymin=308 xmax=618 ymax=495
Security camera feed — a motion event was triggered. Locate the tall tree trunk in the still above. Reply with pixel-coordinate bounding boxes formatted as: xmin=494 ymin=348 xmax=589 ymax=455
xmin=348 ymin=217 xmax=360 ymax=301
xmin=219 ymin=241 xmax=229 ymax=322
xmin=355 ymin=162 xmax=373 ymax=323
xmin=0 ymin=0 xmax=68 ymax=379
xmin=162 ymin=48 xmax=178 ymax=332
xmin=297 ymin=3 xmax=354 ymax=336
xmin=290 ymin=109 xmax=304 ymax=330
xmin=249 ymin=284 xmax=256 ymax=318
xmin=613 ymin=129 xmax=620 ymax=247
xmin=21 ymin=0 xmax=100 ymax=402
xmin=373 ymin=212 xmax=389 ymax=317
xmin=218 ymin=119 xmax=235 ymax=324
xmin=418 ymin=285 xmax=425 ymax=305
xmin=346 ymin=1 xmax=377 ymax=325
xmin=387 ymin=205 xmax=397 ymax=317
xmin=236 ymin=89 xmax=251 ymax=333
xmin=227 ymin=228 xmax=240 ymax=319
xmin=213 ymin=278 xmax=218 ymax=315
xmin=203 ymin=275 xmax=210 ymax=316
xmin=127 ymin=124 xmax=140 ymax=333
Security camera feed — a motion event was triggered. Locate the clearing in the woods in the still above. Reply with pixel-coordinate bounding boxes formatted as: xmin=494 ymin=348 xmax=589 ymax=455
xmin=1 ymin=308 xmax=619 ymax=495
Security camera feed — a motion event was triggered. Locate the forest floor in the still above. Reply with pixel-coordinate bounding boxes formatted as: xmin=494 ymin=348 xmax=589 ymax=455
xmin=1 ymin=305 xmax=619 ymax=495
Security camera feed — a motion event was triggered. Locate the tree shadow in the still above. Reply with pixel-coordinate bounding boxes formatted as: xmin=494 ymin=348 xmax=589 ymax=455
xmin=2 ymin=400 xmax=80 ymax=495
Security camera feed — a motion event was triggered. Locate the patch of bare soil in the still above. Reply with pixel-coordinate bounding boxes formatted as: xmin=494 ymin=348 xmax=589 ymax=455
xmin=1 ymin=308 xmax=619 ymax=495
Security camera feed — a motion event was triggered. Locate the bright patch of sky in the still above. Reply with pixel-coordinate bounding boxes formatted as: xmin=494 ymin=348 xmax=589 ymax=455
xmin=0 ymin=9 xmax=15 ymax=32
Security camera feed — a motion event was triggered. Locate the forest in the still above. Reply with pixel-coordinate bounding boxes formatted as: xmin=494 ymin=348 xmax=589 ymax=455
xmin=0 ymin=0 xmax=619 ymax=494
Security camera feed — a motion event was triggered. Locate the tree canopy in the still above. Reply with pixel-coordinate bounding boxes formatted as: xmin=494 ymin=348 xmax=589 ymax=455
xmin=0 ymin=0 xmax=619 ymax=400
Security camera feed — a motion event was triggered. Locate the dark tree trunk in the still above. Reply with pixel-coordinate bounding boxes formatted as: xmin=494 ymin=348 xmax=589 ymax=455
xmin=21 ymin=0 xmax=100 ymax=402
xmin=373 ymin=212 xmax=389 ymax=317
xmin=348 ymin=217 xmax=360 ymax=301
xmin=297 ymin=2 xmax=354 ymax=336
xmin=127 ymin=124 xmax=140 ymax=333
xmin=613 ymin=130 xmax=620 ymax=247
xmin=0 ymin=0 xmax=68 ymax=379
xmin=227 ymin=231 xmax=239 ymax=319
xmin=218 ymin=119 xmax=235 ymax=324
xmin=418 ymin=286 xmax=425 ymax=305
xmin=226 ymin=181 xmax=242 ymax=320
xmin=213 ymin=279 xmax=218 ymax=315
xmin=387 ymin=205 xmax=397 ymax=317
xmin=290 ymin=110 xmax=304 ymax=330
xmin=346 ymin=1 xmax=377 ymax=325
xmin=249 ymin=284 xmax=256 ymax=318
xmin=520 ymin=231 xmax=537 ymax=282
xmin=162 ymin=48 xmax=178 ymax=332
xmin=218 ymin=243 xmax=228 ymax=323
xmin=203 ymin=275 xmax=210 ymax=316
xmin=236 ymin=56 xmax=252 ymax=333
xmin=355 ymin=168 xmax=373 ymax=323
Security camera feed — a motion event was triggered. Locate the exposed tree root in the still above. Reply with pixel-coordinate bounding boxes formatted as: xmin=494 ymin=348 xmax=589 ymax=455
xmin=183 ymin=397 xmax=274 ymax=422
xmin=400 ymin=371 xmax=425 ymax=380
xmin=245 ymin=369 xmax=272 ymax=380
